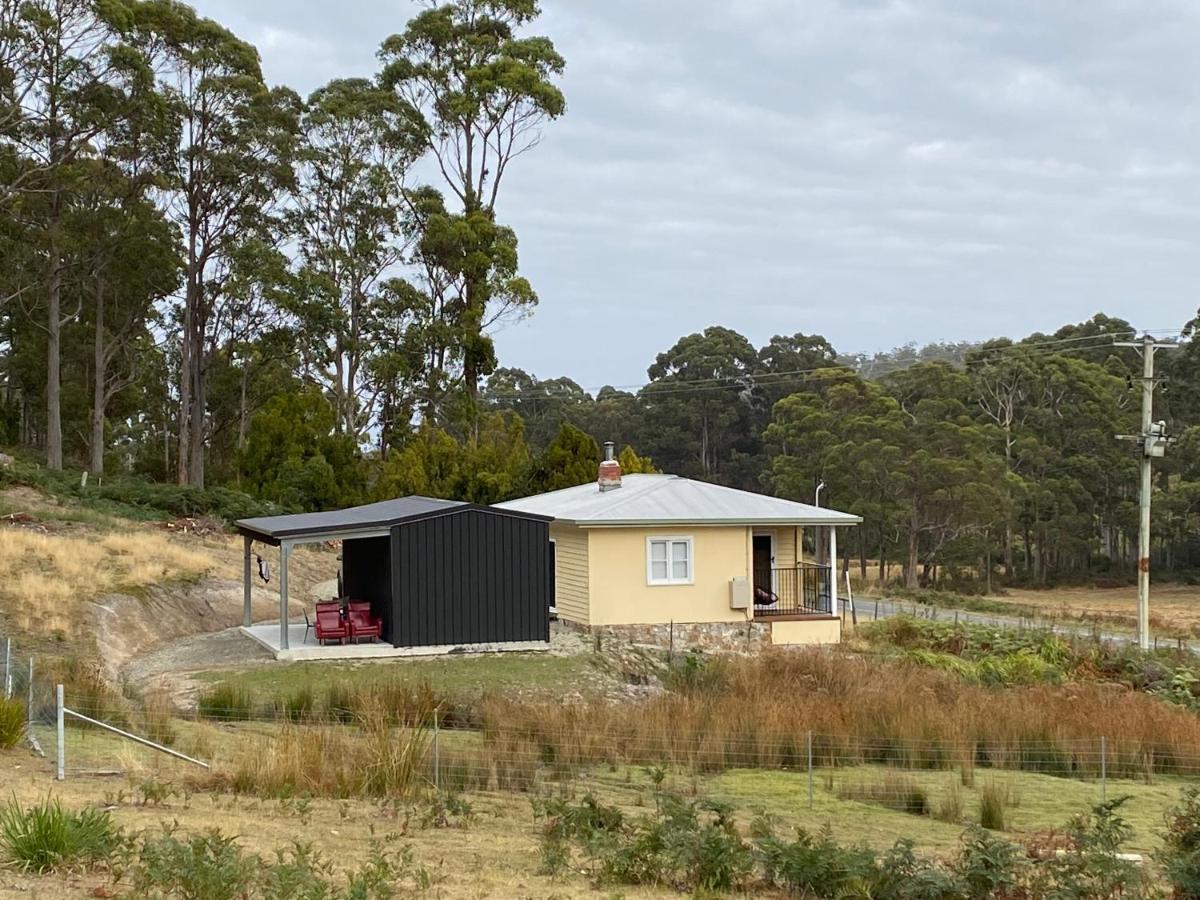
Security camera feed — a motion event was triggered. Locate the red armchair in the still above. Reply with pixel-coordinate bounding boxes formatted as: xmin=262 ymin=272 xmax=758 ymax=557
xmin=347 ymin=602 xmax=382 ymax=643
xmin=315 ymin=610 xmax=348 ymax=645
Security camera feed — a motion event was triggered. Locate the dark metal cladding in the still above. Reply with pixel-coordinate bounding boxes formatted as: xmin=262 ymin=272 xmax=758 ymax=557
xmin=389 ymin=507 xmax=551 ymax=647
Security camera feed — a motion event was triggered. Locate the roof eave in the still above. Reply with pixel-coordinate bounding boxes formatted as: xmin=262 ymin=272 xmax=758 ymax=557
xmin=571 ymin=517 xmax=863 ymax=528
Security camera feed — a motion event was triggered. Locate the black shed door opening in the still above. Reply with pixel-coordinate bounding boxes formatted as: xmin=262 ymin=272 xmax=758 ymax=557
xmin=390 ymin=507 xmax=551 ymax=647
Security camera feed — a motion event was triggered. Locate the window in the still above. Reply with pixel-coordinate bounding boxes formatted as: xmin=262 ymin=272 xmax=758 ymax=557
xmin=646 ymin=536 xmax=693 ymax=585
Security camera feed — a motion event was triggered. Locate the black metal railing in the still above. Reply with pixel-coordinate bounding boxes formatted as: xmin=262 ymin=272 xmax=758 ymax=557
xmin=752 ymin=564 xmax=832 ymax=617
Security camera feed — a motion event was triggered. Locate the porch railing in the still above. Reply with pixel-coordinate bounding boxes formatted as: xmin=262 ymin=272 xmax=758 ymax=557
xmin=753 ymin=564 xmax=832 ymax=617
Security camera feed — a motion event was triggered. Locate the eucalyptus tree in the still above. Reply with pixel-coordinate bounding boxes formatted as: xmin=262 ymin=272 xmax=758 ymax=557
xmin=5 ymin=0 xmax=141 ymax=468
xmin=641 ymin=326 xmax=762 ymax=485
xmin=289 ymin=77 xmax=420 ymax=440
xmin=379 ymin=0 xmax=565 ymax=401
xmin=134 ymin=0 xmax=299 ymax=487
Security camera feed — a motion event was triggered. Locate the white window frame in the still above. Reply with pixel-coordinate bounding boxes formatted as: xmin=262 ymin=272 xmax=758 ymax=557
xmin=646 ymin=536 xmax=694 ymax=586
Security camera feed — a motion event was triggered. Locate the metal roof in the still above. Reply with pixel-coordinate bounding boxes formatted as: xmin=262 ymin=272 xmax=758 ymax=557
xmin=237 ymin=496 xmax=548 ymax=544
xmin=494 ymin=474 xmax=861 ymax=527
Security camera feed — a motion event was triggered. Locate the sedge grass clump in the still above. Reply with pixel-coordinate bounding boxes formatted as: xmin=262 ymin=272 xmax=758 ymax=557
xmin=0 ymin=798 xmax=121 ymax=873
xmin=0 ymin=696 xmax=24 ymax=749
xmin=838 ymin=773 xmax=930 ymax=816
xmin=197 ymin=682 xmax=253 ymax=722
xmin=980 ymin=781 xmax=1011 ymax=830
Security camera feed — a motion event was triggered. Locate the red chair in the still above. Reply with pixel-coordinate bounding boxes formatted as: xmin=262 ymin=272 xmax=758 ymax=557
xmin=315 ymin=611 xmax=348 ymax=645
xmin=347 ymin=603 xmax=382 ymax=643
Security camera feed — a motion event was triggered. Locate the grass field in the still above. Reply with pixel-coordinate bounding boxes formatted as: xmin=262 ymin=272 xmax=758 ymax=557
xmin=192 ymin=650 xmax=616 ymax=701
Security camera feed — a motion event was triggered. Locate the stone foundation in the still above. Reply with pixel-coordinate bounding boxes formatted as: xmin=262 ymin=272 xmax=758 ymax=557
xmin=583 ymin=620 xmax=773 ymax=654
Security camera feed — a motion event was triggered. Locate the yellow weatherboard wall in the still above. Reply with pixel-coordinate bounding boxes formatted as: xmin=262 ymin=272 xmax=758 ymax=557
xmin=585 ymin=526 xmax=751 ymax=626
xmin=550 ymin=522 xmax=590 ymax=624
xmin=770 ymin=618 xmax=841 ymax=645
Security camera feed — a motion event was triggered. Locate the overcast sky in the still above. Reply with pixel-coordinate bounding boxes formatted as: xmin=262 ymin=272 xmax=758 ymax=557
xmin=192 ymin=0 xmax=1199 ymax=389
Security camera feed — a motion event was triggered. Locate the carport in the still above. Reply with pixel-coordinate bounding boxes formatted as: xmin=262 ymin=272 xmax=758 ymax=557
xmin=235 ymin=497 xmax=553 ymax=655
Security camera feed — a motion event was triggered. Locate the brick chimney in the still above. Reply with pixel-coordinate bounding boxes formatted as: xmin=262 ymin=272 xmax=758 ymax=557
xmin=598 ymin=441 xmax=622 ymax=492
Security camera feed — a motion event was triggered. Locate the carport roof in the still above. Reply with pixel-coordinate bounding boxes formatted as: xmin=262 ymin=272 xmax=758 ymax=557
xmin=237 ymin=496 xmax=548 ymax=544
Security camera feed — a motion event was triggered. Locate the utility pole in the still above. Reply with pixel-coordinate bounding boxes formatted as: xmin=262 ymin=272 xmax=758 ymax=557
xmin=1115 ymin=334 xmax=1177 ymax=650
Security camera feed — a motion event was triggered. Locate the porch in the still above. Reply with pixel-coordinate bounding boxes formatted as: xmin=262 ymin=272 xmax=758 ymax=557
xmin=749 ymin=524 xmax=839 ymax=620
xmin=240 ymin=622 xmax=550 ymax=662
xmin=752 ymin=563 xmax=833 ymax=618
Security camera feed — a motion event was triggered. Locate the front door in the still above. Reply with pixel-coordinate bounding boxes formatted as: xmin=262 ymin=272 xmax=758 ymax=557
xmin=752 ymin=534 xmax=774 ymax=602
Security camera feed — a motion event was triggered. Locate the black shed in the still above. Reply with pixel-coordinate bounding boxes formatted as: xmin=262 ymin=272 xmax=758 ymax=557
xmin=235 ymin=497 xmax=552 ymax=652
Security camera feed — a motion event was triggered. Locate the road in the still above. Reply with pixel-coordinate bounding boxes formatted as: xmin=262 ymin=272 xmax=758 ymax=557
xmin=845 ymin=595 xmax=1189 ymax=652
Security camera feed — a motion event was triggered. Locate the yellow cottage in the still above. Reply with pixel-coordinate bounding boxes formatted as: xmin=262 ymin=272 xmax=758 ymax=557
xmin=496 ymin=446 xmax=861 ymax=651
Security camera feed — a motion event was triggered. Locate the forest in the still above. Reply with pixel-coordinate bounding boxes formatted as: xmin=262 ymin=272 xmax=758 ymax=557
xmin=1 ymin=0 xmax=1198 ymax=590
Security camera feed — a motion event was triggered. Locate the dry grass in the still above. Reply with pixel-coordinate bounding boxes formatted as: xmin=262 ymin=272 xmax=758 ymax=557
xmin=0 ymin=528 xmax=214 ymax=635
xmin=991 ymin=584 xmax=1200 ymax=635
xmin=476 ymin=650 xmax=1200 ymax=781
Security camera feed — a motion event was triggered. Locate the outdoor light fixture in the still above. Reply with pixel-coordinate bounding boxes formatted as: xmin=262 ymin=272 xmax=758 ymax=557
xmin=256 ymin=554 xmax=271 ymax=583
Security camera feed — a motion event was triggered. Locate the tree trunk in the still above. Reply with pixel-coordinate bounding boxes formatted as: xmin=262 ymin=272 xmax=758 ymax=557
xmin=905 ymin=512 xmax=920 ymax=590
xmin=90 ymin=276 xmax=106 ymax=475
xmin=187 ymin=336 xmax=206 ymax=489
xmin=177 ymin=255 xmax=196 ymax=485
xmin=45 ymin=215 xmax=63 ymax=470
xmin=878 ymin=531 xmax=886 ymax=587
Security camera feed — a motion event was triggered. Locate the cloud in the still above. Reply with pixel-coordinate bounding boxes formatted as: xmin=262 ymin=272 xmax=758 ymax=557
xmin=189 ymin=0 xmax=1200 ymax=387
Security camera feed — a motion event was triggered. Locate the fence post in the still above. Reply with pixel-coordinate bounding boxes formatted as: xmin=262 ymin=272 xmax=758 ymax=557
xmin=4 ymin=637 xmax=10 ymax=699
xmin=27 ymin=657 xmax=33 ymax=729
xmin=806 ymin=730 xmax=814 ymax=810
xmin=1100 ymin=736 xmax=1107 ymax=802
xmin=56 ymin=684 xmax=64 ymax=781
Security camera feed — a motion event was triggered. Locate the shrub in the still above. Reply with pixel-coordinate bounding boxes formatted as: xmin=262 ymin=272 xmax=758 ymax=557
xmin=128 ymin=828 xmax=260 ymax=900
xmin=535 ymin=792 xmax=752 ymax=892
xmin=0 ymin=697 xmax=24 ymax=749
xmin=839 ymin=773 xmax=930 ymax=816
xmin=197 ymin=683 xmax=253 ymax=722
xmin=1029 ymin=797 xmax=1148 ymax=898
xmin=1159 ymin=787 xmax=1200 ymax=897
xmin=0 ymin=798 xmax=120 ymax=873
xmin=953 ymin=827 xmax=1024 ymax=898
xmin=756 ymin=825 xmax=878 ymax=896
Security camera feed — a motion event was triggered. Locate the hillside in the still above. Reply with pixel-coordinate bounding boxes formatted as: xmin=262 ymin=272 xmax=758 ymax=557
xmin=0 ymin=471 xmax=332 ymax=676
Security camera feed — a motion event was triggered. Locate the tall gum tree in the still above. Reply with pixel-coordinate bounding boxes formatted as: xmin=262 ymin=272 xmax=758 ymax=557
xmin=7 ymin=0 xmax=138 ymax=468
xmin=378 ymin=0 xmax=565 ymax=402
xmin=134 ymin=0 xmax=298 ymax=487
xmin=289 ymin=77 xmax=420 ymax=441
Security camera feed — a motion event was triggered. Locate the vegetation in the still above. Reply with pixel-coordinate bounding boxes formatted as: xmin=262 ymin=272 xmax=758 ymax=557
xmin=862 ymin=615 xmax=1200 ymax=704
xmin=0 ymin=526 xmax=212 ymax=636
xmin=0 ymin=797 xmax=120 ymax=873
xmin=535 ymin=790 xmax=1156 ymax=897
xmin=0 ymin=696 xmax=23 ymax=749
xmin=0 ymin=0 xmax=1193 ymax=591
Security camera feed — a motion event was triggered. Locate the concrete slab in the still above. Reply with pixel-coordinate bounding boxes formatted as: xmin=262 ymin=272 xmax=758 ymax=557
xmin=239 ymin=623 xmax=551 ymax=661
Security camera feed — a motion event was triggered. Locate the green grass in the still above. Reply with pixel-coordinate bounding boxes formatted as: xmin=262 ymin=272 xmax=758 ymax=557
xmin=193 ymin=651 xmax=611 ymax=700
xmin=698 ymin=766 xmax=1184 ymax=855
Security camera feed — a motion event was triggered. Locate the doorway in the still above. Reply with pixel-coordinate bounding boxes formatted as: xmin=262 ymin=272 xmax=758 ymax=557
xmin=752 ymin=533 xmax=774 ymax=601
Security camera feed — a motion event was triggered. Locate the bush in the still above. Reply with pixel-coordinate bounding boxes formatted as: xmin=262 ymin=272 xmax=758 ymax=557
xmin=1159 ymin=787 xmax=1200 ymax=897
xmin=128 ymin=828 xmax=269 ymax=900
xmin=197 ymin=683 xmax=253 ymax=722
xmin=1029 ymin=797 xmax=1148 ymax=898
xmin=0 ymin=798 xmax=120 ymax=873
xmin=0 ymin=697 xmax=24 ymax=749
xmin=535 ymin=792 xmax=752 ymax=892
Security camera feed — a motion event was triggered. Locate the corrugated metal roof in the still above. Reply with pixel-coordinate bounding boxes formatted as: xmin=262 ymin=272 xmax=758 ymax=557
xmin=237 ymin=496 xmax=550 ymax=543
xmin=494 ymin=474 xmax=861 ymax=526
